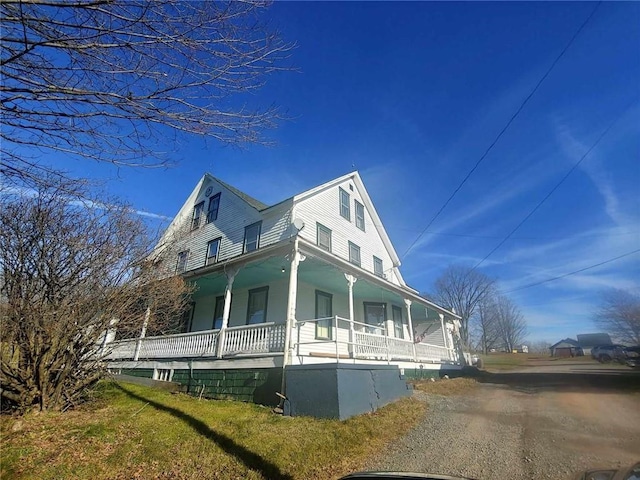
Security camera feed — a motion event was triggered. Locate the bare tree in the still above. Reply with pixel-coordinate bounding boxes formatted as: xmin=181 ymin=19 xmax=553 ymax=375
xmin=431 ymin=265 xmax=495 ymax=346
xmin=0 ymin=180 xmax=193 ymax=413
xmin=493 ymin=295 xmax=527 ymax=352
xmin=595 ymin=289 xmax=640 ymax=345
xmin=1 ymin=1 xmax=293 ymax=187
xmin=474 ymin=295 xmax=501 ymax=354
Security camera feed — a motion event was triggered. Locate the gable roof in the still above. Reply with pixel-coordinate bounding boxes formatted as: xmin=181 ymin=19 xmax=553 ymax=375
xmin=577 ymin=333 xmax=612 ymax=347
xmin=212 ymin=175 xmax=268 ymax=211
xmin=549 ymin=338 xmax=579 ymax=349
xmin=292 ymin=171 xmax=402 ymax=267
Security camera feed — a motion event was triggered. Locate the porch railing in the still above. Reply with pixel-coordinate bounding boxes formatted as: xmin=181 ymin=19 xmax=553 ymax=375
xmin=104 ymin=322 xmax=286 ymax=361
xmin=296 ymin=316 xmax=458 ymax=364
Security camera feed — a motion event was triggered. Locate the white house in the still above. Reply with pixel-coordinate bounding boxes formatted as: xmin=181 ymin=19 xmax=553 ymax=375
xmin=105 ymin=171 xmax=463 ymax=417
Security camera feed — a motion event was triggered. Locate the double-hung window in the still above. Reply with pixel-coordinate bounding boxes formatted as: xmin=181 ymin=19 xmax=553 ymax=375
xmin=317 ymin=223 xmax=332 ymax=252
xmin=243 ymin=221 xmax=261 ymax=253
xmin=246 ymin=286 xmax=269 ymax=324
xmin=206 ymin=238 xmax=221 ymax=266
xmin=207 ymin=193 xmax=221 ymax=223
xmin=339 ymin=188 xmax=350 ymax=220
xmin=373 ymin=256 xmax=383 ymax=277
xmin=176 ymin=251 xmax=189 ymax=273
xmin=191 ymin=202 xmax=204 ymax=229
xmin=355 ymin=200 xmax=365 ymax=231
xmin=348 ymin=241 xmax=361 ymax=267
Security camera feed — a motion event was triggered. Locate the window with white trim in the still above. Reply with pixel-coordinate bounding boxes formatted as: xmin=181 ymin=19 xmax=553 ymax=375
xmin=206 ymin=238 xmax=221 ymax=266
xmin=243 ymin=221 xmax=262 ymax=253
xmin=207 ymin=193 xmax=221 ymax=223
xmin=317 ymin=223 xmax=332 ymax=252
xmin=192 ymin=202 xmax=204 ymax=229
xmin=348 ymin=241 xmax=361 ymax=267
xmin=392 ymin=305 xmax=404 ymax=339
xmin=246 ymin=286 xmax=269 ymax=324
xmin=373 ymin=256 xmax=383 ymax=277
xmin=339 ymin=188 xmax=350 ymax=220
xmin=355 ymin=200 xmax=365 ymax=231
xmin=176 ymin=250 xmax=189 ymax=273
xmin=315 ymin=290 xmax=333 ymax=339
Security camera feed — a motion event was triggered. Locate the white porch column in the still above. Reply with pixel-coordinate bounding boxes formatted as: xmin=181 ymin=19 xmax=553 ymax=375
xmin=344 ymin=273 xmax=357 ymax=356
xmin=216 ymin=267 xmax=239 ymax=358
xmin=283 ymin=240 xmax=304 ymax=367
xmin=133 ymin=306 xmax=151 ymax=361
xmin=439 ymin=313 xmax=449 ymax=349
xmin=404 ymin=299 xmax=416 ymax=362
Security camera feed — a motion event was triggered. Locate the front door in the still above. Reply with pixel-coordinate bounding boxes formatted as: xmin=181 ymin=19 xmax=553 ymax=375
xmin=363 ymin=302 xmax=386 ymax=335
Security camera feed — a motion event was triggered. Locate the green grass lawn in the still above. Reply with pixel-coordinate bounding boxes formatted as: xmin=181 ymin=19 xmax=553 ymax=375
xmin=478 ymin=353 xmax=547 ymax=370
xmin=1 ymin=381 xmax=425 ymax=480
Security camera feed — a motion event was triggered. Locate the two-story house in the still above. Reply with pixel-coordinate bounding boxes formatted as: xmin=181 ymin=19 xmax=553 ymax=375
xmin=106 ymin=171 xmax=463 ymax=418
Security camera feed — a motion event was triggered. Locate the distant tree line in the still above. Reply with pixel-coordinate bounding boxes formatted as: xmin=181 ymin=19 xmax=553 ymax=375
xmin=428 ymin=265 xmax=527 ymax=354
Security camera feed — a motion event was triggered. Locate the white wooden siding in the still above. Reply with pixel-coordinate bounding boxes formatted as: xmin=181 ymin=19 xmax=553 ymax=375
xmin=167 ymin=179 xmax=292 ymax=272
xmin=295 ymin=179 xmax=399 ymax=285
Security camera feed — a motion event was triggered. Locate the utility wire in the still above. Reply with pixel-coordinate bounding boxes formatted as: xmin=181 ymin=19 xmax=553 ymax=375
xmin=503 ymin=249 xmax=640 ymax=294
xmin=471 ymin=98 xmax=637 ymax=271
xmin=401 ymin=1 xmax=602 ymax=260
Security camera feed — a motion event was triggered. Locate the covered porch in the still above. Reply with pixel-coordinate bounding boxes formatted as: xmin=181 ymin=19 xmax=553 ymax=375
xmin=104 ymin=239 xmax=460 ymax=367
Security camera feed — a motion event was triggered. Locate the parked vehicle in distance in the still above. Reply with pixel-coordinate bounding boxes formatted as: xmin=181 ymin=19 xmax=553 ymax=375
xmin=623 ymin=346 xmax=640 ymax=368
xmin=592 ymin=344 xmax=626 ymax=363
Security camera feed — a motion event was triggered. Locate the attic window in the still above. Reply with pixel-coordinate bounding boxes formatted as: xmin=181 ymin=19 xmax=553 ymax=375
xmin=355 ymin=200 xmax=365 ymax=231
xmin=339 ymin=188 xmax=350 ymax=221
xmin=349 ymin=184 xmax=354 ymax=191
xmin=191 ymin=202 xmax=204 ymax=229
xmin=207 ymin=193 xmax=221 ymax=223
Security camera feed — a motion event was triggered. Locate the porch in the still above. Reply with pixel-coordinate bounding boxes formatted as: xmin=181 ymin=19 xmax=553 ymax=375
xmin=105 ymin=316 xmax=457 ymax=365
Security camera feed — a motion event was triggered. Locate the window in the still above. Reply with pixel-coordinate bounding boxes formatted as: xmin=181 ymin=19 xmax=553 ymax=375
xmin=213 ymin=295 xmax=225 ymax=330
xmin=355 ymin=200 xmax=365 ymax=231
xmin=364 ymin=302 xmax=386 ymax=335
xmin=317 ymin=223 xmax=332 ymax=252
xmin=392 ymin=305 xmax=404 ymax=339
xmin=207 ymin=193 xmax=221 ymax=223
xmin=373 ymin=256 xmax=383 ymax=277
xmin=246 ymin=286 xmax=269 ymax=324
xmin=192 ymin=202 xmax=204 ymax=229
xmin=339 ymin=188 xmax=350 ymax=220
xmin=243 ymin=221 xmax=262 ymax=253
xmin=315 ymin=291 xmax=333 ymax=339
xmin=206 ymin=238 xmax=221 ymax=266
xmin=180 ymin=302 xmax=195 ymax=333
xmin=348 ymin=241 xmax=361 ymax=266
xmin=176 ymin=251 xmax=189 ymax=273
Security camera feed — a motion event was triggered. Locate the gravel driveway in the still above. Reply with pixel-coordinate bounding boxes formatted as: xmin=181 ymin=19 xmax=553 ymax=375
xmin=365 ymin=365 xmax=640 ymax=480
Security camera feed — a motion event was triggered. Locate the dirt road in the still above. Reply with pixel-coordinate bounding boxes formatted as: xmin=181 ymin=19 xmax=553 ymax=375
xmin=366 ymin=363 xmax=640 ymax=479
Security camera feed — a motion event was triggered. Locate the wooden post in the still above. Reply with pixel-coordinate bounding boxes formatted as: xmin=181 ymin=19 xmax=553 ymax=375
xmin=216 ymin=268 xmax=238 ymax=358
xmin=404 ymin=299 xmax=416 ymax=362
xmin=281 ymin=240 xmax=303 ymax=398
xmin=344 ymin=273 xmax=357 ymax=357
xmin=133 ymin=307 xmax=151 ymax=361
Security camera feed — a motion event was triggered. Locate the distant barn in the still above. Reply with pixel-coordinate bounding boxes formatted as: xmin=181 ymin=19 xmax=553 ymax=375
xmin=549 ymin=338 xmax=581 ymax=358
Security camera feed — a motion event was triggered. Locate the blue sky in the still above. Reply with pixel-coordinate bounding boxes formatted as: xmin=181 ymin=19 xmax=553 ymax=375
xmin=41 ymin=2 xmax=640 ymax=342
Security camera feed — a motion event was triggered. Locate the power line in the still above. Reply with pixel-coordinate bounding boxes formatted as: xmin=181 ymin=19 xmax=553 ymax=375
xmin=401 ymin=1 xmax=602 ymax=260
xmin=503 ymin=249 xmax=640 ymax=294
xmin=471 ymin=98 xmax=637 ymax=271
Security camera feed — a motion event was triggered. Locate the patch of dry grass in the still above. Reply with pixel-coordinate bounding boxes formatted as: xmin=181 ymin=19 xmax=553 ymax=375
xmin=411 ymin=377 xmax=477 ymax=395
xmin=1 ymin=380 xmax=426 ymax=480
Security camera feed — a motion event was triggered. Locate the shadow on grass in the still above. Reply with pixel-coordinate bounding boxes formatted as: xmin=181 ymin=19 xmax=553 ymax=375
xmin=114 ymin=383 xmax=294 ymax=480
xmin=463 ymin=366 xmax=640 ymax=394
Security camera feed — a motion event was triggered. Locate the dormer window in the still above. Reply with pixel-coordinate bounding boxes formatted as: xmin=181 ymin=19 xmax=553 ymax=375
xmin=191 ymin=202 xmax=204 ymax=229
xmin=339 ymin=188 xmax=350 ymax=220
xmin=207 ymin=193 xmax=221 ymax=223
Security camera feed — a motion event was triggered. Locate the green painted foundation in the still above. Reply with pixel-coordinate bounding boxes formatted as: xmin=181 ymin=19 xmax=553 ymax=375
xmin=172 ymin=368 xmax=283 ymax=406
xmin=119 ymin=368 xmax=154 ymax=378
